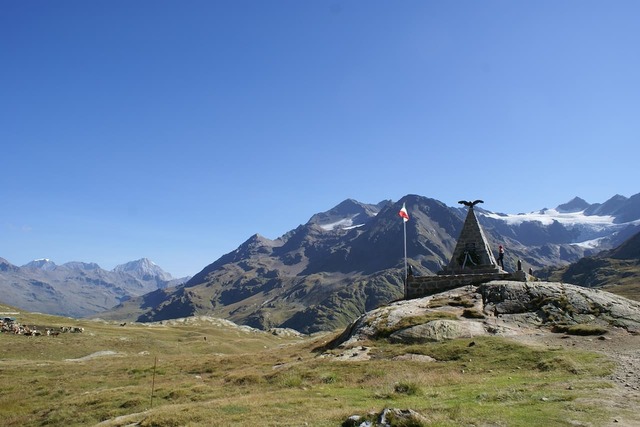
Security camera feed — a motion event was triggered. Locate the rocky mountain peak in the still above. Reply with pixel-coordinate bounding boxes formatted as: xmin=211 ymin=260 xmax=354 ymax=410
xmin=584 ymin=194 xmax=629 ymax=217
xmin=63 ymin=261 xmax=101 ymax=271
xmin=113 ymin=258 xmax=173 ymax=281
xmin=237 ymin=233 xmax=277 ymax=254
xmin=0 ymin=257 xmax=19 ymax=272
xmin=556 ymin=196 xmax=590 ymax=213
xmin=308 ymin=198 xmax=387 ymax=231
xmin=23 ymin=259 xmax=57 ymax=271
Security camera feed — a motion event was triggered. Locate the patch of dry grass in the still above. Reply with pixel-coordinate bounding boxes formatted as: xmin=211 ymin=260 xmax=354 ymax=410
xmin=0 ymin=306 xmax=620 ymax=426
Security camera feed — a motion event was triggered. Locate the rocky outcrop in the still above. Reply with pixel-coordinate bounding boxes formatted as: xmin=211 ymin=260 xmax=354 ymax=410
xmin=343 ymin=408 xmax=429 ymax=427
xmin=389 ymin=319 xmax=486 ymax=343
xmin=331 ymin=281 xmax=640 ymax=349
xmin=480 ymin=281 xmax=640 ymax=332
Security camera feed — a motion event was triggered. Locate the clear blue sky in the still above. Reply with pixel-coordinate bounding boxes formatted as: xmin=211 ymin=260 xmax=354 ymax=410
xmin=2 ymin=1 xmax=639 ymax=277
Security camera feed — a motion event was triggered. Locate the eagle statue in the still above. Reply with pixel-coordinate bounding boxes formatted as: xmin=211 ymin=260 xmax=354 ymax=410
xmin=458 ymin=199 xmax=484 ymax=208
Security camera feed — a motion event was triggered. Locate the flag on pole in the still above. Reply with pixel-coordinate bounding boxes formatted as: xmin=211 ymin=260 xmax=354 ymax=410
xmin=398 ymin=203 xmax=409 ymax=222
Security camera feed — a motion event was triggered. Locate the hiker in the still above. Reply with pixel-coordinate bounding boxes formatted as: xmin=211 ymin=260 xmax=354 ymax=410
xmin=497 ymin=245 xmax=505 ymax=269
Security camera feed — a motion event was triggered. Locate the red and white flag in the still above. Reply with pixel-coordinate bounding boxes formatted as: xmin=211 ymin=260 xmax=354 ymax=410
xmin=398 ymin=203 xmax=409 ymax=222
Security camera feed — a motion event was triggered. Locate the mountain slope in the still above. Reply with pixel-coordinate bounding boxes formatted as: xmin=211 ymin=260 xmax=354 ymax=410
xmin=100 ymin=196 xmax=463 ymax=331
xmin=537 ymin=230 xmax=640 ymax=302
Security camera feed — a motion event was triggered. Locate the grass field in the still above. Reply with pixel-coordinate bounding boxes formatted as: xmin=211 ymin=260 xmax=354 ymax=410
xmin=0 ymin=305 xmax=622 ymax=426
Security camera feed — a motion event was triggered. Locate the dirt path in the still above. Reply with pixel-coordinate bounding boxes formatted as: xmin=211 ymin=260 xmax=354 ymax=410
xmin=573 ymin=331 xmax=640 ymax=427
xmin=511 ymin=328 xmax=640 ymax=427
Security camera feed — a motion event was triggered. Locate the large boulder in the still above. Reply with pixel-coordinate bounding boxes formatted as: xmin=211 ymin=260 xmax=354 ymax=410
xmin=330 ymin=280 xmax=640 ymax=349
xmin=389 ymin=319 xmax=486 ymax=343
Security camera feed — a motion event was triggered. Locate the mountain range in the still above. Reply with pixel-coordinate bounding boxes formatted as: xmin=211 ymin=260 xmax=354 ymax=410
xmin=93 ymin=192 xmax=640 ymax=333
xmin=0 ymin=258 xmax=188 ymax=318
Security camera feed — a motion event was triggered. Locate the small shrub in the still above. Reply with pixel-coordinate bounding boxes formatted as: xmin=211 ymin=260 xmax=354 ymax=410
xmin=566 ymin=324 xmax=608 ymax=336
xmin=537 ymin=356 xmax=581 ymax=374
xmin=387 ymin=416 xmax=426 ymax=427
xmin=220 ymin=404 xmax=249 ymax=415
xmin=394 ymin=381 xmax=422 ymax=396
xmin=462 ymin=308 xmax=485 ymax=319
xmin=224 ymin=373 xmax=264 ymax=386
xmin=272 ymin=371 xmax=304 ymax=388
xmin=551 ymin=323 xmax=608 ymax=335
xmin=449 ymin=296 xmax=475 ymax=308
xmin=385 ymin=409 xmax=428 ymax=427
xmin=550 ymin=324 xmax=570 ymax=333
xmin=320 ymin=372 xmax=339 ymax=384
xmin=119 ymin=397 xmax=144 ymax=408
xmin=430 ymin=296 xmax=475 ymax=308
xmin=165 ymin=389 xmax=190 ymax=401
xmin=476 ymin=388 xmax=526 ymax=403
xmin=373 ymin=391 xmax=394 ymax=399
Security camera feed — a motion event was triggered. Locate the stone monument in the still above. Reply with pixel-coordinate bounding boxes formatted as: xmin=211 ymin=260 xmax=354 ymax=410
xmin=440 ymin=199 xmax=505 ymax=274
xmin=405 ymin=198 xmax=519 ymax=300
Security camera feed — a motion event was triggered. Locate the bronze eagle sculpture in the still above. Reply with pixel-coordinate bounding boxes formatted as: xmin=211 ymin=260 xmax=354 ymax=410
xmin=458 ymin=199 xmax=484 ymax=208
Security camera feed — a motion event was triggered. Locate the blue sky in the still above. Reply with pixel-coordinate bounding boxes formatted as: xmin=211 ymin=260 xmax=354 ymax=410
xmin=2 ymin=1 xmax=639 ymax=277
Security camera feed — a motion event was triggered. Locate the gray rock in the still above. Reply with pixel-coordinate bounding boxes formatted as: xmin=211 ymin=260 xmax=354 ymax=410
xmin=392 ymin=354 xmax=437 ymax=362
xmin=343 ymin=408 xmax=428 ymax=427
xmin=389 ymin=319 xmax=486 ymax=343
xmin=480 ymin=281 xmax=640 ymax=331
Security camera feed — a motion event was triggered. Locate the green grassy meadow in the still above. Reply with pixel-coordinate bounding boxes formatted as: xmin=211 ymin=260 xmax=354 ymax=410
xmin=0 ymin=305 xmax=624 ymax=426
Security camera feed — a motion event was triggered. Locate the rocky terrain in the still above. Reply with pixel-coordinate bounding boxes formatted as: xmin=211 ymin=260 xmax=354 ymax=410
xmin=332 ymin=281 xmax=640 ymax=346
xmin=328 ymin=280 xmax=640 ymax=426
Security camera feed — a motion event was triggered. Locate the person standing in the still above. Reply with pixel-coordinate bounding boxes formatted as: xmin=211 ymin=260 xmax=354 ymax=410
xmin=497 ymin=245 xmax=505 ymax=269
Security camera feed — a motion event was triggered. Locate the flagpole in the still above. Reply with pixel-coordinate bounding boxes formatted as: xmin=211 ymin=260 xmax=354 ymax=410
xmin=403 ymin=218 xmax=408 ymax=298
xmin=398 ymin=202 xmax=409 ymax=299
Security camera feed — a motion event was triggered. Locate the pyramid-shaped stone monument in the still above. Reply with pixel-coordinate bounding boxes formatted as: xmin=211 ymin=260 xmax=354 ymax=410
xmin=441 ymin=199 xmax=503 ymax=274
xmin=405 ymin=199 xmax=527 ymax=300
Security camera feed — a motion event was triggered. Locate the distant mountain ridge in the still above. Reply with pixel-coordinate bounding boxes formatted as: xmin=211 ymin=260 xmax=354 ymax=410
xmin=556 ymin=197 xmax=591 ymax=213
xmin=0 ymin=258 xmax=189 ymax=318
xmin=23 ymin=258 xmax=58 ymax=271
xmin=97 ymin=192 xmax=640 ymax=333
xmin=113 ymin=258 xmax=175 ymax=284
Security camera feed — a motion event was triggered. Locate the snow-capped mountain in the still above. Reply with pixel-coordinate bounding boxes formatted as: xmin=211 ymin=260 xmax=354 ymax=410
xmin=308 ymin=199 xmax=392 ymax=231
xmin=481 ymin=193 xmax=640 ymax=249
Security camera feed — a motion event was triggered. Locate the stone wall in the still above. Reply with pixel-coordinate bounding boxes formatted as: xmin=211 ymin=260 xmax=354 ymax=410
xmin=406 ymin=272 xmax=512 ymax=299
